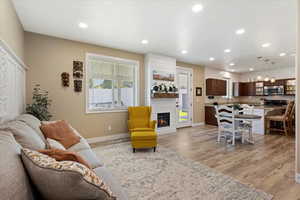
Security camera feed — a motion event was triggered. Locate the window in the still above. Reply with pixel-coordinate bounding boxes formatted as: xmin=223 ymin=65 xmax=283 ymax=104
xmin=86 ymin=53 xmax=139 ymax=113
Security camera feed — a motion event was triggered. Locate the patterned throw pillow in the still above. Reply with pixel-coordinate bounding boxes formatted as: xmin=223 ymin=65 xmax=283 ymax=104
xmin=21 ymin=148 xmax=116 ymax=200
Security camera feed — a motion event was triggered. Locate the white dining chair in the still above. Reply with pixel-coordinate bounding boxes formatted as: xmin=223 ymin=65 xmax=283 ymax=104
xmin=239 ymin=104 xmax=255 ymax=144
xmin=215 ymin=105 xmax=242 ymax=145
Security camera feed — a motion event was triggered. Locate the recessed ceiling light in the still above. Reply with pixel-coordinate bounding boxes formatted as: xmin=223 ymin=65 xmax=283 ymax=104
xmin=192 ymin=4 xmax=203 ymax=13
xmin=279 ymin=53 xmax=286 ymax=57
xmin=249 ymin=68 xmax=254 ymax=71
xmin=230 ymin=69 xmax=235 ymax=72
xmin=257 ymin=76 xmax=262 ymax=80
xmin=262 ymin=43 xmax=271 ymax=48
xmin=141 ymin=40 xmax=149 ymax=44
xmin=229 ymin=63 xmax=235 ymax=66
xmin=264 ymin=77 xmax=270 ymax=82
xmin=78 ymin=22 xmax=88 ymax=29
xmin=236 ymin=29 xmax=245 ymax=35
xmin=209 ymin=57 xmax=215 ymax=61
xmin=224 ymin=49 xmax=231 ymax=53
xmin=181 ymin=50 xmax=188 ymax=54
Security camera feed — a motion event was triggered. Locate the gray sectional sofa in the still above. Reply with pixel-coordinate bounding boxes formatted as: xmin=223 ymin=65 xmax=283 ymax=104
xmin=0 ymin=114 xmax=127 ymax=200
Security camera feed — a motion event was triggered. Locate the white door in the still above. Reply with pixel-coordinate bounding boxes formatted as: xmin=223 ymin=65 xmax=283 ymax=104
xmin=176 ymin=67 xmax=193 ymax=128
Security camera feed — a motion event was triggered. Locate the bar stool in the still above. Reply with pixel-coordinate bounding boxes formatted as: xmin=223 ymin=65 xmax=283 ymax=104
xmin=265 ymin=101 xmax=294 ymax=136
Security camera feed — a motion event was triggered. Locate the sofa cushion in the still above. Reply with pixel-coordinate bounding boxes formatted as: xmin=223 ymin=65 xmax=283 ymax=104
xmin=40 ymin=120 xmax=81 ymax=149
xmin=67 ymin=137 xmax=91 ymax=152
xmin=76 ymin=148 xmax=103 ymax=169
xmin=0 ymin=131 xmax=35 ymax=200
xmin=46 ymin=138 xmax=66 ymax=150
xmin=21 ymin=148 xmax=116 ymax=200
xmin=16 ymin=114 xmax=45 ymax=141
xmin=2 ymin=121 xmax=46 ymax=150
xmin=94 ymin=167 xmax=128 ymax=200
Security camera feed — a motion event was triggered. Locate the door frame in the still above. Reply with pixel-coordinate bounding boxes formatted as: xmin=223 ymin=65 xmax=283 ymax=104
xmin=176 ymin=66 xmax=193 ymax=128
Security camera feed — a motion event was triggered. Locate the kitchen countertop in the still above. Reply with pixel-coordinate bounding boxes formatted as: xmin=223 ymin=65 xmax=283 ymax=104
xmin=205 ymin=103 xmax=286 ymax=111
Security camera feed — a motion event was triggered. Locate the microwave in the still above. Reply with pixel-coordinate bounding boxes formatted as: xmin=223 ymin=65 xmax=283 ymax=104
xmin=263 ymin=86 xmax=284 ymax=96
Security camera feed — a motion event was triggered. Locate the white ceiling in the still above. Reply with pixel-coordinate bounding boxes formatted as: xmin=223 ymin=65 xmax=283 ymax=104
xmin=13 ymin=0 xmax=297 ymax=73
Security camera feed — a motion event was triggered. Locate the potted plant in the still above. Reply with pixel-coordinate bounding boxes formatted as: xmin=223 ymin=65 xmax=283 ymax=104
xmin=26 ymin=84 xmax=52 ymax=121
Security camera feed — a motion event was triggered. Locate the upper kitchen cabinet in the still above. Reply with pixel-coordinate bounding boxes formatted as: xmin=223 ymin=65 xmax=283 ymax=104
xmin=243 ymin=82 xmax=256 ymax=96
xmin=206 ymin=79 xmax=227 ymax=96
xmin=233 ymin=82 xmax=256 ymax=96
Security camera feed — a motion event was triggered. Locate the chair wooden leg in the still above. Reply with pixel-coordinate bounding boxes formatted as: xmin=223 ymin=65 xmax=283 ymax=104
xmin=153 ymin=147 xmax=156 ymax=152
xmin=266 ymin=119 xmax=270 ymax=134
xmin=217 ymin=130 xmax=221 ymax=143
xmin=133 ymin=148 xmax=136 ymax=153
xmin=283 ymin=121 xmax=288 ymax=136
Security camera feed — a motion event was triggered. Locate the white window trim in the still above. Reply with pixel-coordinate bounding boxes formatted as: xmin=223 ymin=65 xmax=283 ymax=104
xmin=85 ymin=53 xmax=139 ymax=114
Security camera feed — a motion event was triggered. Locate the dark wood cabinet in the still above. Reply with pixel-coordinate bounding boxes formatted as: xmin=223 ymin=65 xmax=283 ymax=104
xmin=206 ymin=79 xmax=227 ymax=96
xmin=205 ymin=106 xmax=218 ymax=126
xmin=238 ymin=82 xmax=256 ymax=96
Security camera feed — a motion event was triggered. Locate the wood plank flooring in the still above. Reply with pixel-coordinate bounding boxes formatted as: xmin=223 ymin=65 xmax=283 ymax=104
xmin=92 ymin=125 xmax=299 ymax=200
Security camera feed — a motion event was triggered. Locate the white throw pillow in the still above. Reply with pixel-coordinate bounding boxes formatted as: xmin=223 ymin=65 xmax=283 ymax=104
xmin=46 ymin=138 xmax=66 ymax=150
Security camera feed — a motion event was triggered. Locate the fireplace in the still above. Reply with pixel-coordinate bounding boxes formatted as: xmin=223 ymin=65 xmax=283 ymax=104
xmin=157 ymin=112 xmax=170 ymax=128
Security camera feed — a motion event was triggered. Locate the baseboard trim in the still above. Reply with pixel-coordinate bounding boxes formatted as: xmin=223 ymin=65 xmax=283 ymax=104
xmin=295 ymin=173 xmax=300 ymax=183
xmin=87 ymin=133 xmax=129 ymax=144
xmin=192 ymin=122 xmax=205 ymax=127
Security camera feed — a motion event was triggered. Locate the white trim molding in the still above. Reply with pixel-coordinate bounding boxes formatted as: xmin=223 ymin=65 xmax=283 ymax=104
xmin=0 ymin=39 xmax=28 ymax=70
xmin=87 ymin=133 xmax=130 ymax=144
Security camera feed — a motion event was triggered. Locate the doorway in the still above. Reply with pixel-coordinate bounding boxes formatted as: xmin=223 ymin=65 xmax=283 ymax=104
xmin=176 ymin=67 xmax=193 ymax=128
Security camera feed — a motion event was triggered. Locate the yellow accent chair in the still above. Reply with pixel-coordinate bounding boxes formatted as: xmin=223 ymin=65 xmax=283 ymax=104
xmin=128 ymin=106 xmax=157 ymax=152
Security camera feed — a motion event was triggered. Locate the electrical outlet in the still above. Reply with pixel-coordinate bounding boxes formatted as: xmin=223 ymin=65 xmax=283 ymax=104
xmin=108 ymin=125 xmax=112 ymax=131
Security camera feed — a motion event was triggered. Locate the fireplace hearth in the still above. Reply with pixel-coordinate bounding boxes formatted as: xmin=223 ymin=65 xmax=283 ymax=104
xmin=157 ymin=112 xmax=170 ymax=128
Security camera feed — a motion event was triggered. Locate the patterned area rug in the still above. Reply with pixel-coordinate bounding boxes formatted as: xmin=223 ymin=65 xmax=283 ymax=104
xmin=93 ymin=143 xmax=272 ymax=200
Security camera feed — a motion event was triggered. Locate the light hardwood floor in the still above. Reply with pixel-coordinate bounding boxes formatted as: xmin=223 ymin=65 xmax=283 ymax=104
xmin=92 ymin=125 xmax=299 ymax=200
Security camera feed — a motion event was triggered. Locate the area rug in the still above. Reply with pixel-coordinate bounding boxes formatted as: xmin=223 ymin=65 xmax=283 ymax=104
xmin=93 ymin=143 xmax=272 ymax=200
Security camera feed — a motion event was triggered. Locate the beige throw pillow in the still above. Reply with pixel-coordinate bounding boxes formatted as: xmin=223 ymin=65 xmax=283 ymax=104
xmin=21 ymin=148 xmax=116 ymax=200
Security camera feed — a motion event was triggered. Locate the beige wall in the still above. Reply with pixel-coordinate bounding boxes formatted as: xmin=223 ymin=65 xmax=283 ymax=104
xmin=296 ymin=0 xmax=300 ymax=175
xmin=25 ymin=32 xmax=145 ymax=138
xmin=176 ymin=61 xmax=205 ymax=123
xmin=25 ymin=32 xmax=205 ymax=139
xmin=0 ymin=0 xmax=24 ymax=60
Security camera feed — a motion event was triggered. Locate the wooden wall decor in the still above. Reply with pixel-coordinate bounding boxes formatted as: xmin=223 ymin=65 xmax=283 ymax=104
xmin=61 ymin=72 xmax=70 ymax=87
xmin=74 ymin=80 xmax=82 ymax=92
xmin=73 ymin=61 xmax=83 ymax=79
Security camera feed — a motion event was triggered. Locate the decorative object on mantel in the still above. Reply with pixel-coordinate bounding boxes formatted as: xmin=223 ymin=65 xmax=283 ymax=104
xmin=26 ymin=84 xmax=52 ymax=121
xmin=74 ymin=80 xmax=82 ymax=92
xmin=73 ymin=61 xmax=83 ymax=79
xmin=151 ymin=83 xmax=178 ymax=98
xmin=61 ymin=72 xmax=70 ymax=87
xmin=196 ymin=87 xmax=202 ymax=96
